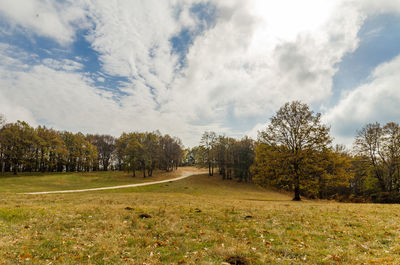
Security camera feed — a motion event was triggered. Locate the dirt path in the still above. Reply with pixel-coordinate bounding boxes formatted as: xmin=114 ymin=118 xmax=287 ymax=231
xmin=20 ymin=170 xmax=205 ymax=195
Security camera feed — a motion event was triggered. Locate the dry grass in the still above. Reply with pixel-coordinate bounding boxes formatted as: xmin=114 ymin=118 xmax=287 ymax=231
xmin=0 ymin=170 xmax=399 ymax=264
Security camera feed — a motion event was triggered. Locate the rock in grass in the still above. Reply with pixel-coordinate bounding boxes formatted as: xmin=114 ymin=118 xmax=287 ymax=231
xmin=194 ymin=208 xmax=202 ymax=213
xmin=124 ymin=206 xmax=134 ymax=210
xmin=139 ymin=213 xmax=152 ymax=219
xmin=244 ymin=215 xmax=253 ymax=219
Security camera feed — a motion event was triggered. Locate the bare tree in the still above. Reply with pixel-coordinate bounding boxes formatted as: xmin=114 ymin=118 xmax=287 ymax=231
xmin=354 ymin=122 xmax=400 ymax=192
xmin=0 ymin=114 xmax=5 ymax=128
xmin=200 ymin=131 xmax=217 ymax=176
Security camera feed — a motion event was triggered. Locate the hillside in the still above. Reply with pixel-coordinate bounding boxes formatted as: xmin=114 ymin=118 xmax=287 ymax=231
xmin=0 ymin=169 xmax=398 ymax=264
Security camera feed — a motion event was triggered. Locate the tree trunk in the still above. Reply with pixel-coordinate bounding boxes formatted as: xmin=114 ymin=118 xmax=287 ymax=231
xmin=35 ymin=149 xmax=39 ymax=172
xmin=293 ymin=174 xmax=301 ymax=201
xmin=318 ymin=175 xmax=324 ymax=199
xmin=0 ymin=152 xmax=4 ymax=173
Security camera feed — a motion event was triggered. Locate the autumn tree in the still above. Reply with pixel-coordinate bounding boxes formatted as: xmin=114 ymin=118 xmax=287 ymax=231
xmin=309 ymin=146 xmax=353 ymax=199
xmin=142 ymin=132 xmax=161 ymax=177
xmin=255 ymin=101 xmax=332 ymax=201
xmin=116 ymin=133 xmax=141 ymax=177
xmin=354 ymin=122 xmax=400 ymax=201
xmin=0 ymin=121 xmax=37 ymax=174
xmin=234 ymin=136 xmax=255 ymax=182
xmin=36 ymin=126 xmax=67 ymax=172
xmin=159 ymin=135 xmax=183 ymax=172
xmin=87 ymin=134 xmax=116 ymax=171
xmin=0 ymin=114 xmax=5 ymax=172
xmin=159 ymin=134 xmax=173 ymax=172
xmin=115 ymin=132 xmax=183 ymax=177
xmin=171 ymin=137 xmax=184 ymax=170
xmin=61 ymin=132 xmax=97 ymax=172
xmin=195 ymin=134 xmax=254 ymax=182
xmin=0 ymin=118 xmax=184 ymax=176
xmin=199 ymin=131 xmax=217 ymax=176
xmin=214 ymin=135 xmax=229 ymax=179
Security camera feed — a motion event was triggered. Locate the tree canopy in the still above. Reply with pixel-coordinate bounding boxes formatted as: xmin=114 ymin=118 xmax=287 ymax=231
xmin=254 ymin=101 xmax=331 ymax=200
xmin=0 ymin=118 xmax=184 ymax=175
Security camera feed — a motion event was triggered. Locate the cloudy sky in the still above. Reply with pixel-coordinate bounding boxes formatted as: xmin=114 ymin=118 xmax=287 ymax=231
xmin=0 ymin=0 xmax=399 ymax=147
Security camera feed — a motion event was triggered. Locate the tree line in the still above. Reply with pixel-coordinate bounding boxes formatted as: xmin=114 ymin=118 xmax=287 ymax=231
xmin=188 ymin=132 xmax=255 ymax=182
xmin=0 ymin=116 xmax=183 ymax=176
xmin=3 ymin=102 xmax=400 ymax=203
xmin=191 ymin=102 xmax=400 ymax=203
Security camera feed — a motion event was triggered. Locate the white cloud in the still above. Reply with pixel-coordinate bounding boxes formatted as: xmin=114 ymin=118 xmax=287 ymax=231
xmin=164 ymin=0 xmax=363 ymax=126
xmin=357 ymin=0 xmax=400 ymax=14
xmin=244 ymin=122 xmax=266 ymax=140
xmin=0 ymin=54 xmax=206 ymax=144
xmin=42 ymin=58 xmax=84 ymax=71
xmin=0 ymin=0 xmax=88 ymax=45
xmin=324 ymin=55 xmax=400 ymax=146
xmin=0 ymin=0 xmax=400 ymax=147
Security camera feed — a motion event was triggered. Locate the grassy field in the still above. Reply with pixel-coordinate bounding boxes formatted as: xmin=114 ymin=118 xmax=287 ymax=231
xmin=0 ymin=169 xmax=399 ymax=264
xmin=0 ymin=168 xmax=199 ymax=193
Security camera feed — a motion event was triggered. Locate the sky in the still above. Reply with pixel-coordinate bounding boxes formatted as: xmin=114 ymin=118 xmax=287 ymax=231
xmin=0 ymin=0 xmax=400 ymax=147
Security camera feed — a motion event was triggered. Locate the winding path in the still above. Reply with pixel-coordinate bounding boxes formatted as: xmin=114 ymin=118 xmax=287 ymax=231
xmin=20 ymin=170 xmax=205 ymax=195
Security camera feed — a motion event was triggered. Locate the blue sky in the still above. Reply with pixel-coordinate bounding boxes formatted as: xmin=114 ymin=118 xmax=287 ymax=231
xmin=0 ymin=0 xmax=400 ymax=146
xmin=332 ymin=13 xmax=400 ymax=104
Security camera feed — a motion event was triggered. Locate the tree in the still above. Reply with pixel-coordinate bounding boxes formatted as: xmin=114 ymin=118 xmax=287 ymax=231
xmin=214 ymin=135 xmax=229 ymax=179
xmin=234 ymin=136 xmax=255 ymax=182
xmin=0 ymin=118 xmax=185 ymax=175
xmin=256 ymin=101 xmax=332 ymax=200
xmin=311 ymin=146 xmax=352 ymax=199
xmin=0 ymin=114 xmax=6 ymax=172
xmin=116 ymin=132 xmax=183 ymax=176
xmin=184 ymin=147 xmax=198 ymax=166
xmin=36 ymin=126 xmax=67 ymax=172
xmin=116 ymin=133 xmax=141 ymax=177
xmin=0 ymin=121 xmax=37 ymax=174
xmin=142 ymin=132 xmax=161 ymax=177
xmin=354 ymin=122 xmax=400 ymax=194
xmin=159 ymin=134 xmax=183 ymax=172
xmin=199 ymin=131 xmax=217 ymax=176
xmin=0 ymin=114 xmax=5 ymax=128
xmin=87 ymin=134 xmax=116 ymax=171
xmin=61 ymin=132 xmax=97 ymax=172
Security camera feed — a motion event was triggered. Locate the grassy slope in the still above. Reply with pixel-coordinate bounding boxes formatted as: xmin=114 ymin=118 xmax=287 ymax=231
xmin=0 ymin=171 xmax=399 ymax=264
xmin=0 ymin=168 xmax=202 ymax=193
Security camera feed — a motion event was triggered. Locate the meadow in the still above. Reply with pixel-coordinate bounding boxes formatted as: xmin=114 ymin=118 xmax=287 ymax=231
xmin=0 ymin=169 xmax=188 ymax=193
xmin=0 ymin=168 xmax=399 ymax=264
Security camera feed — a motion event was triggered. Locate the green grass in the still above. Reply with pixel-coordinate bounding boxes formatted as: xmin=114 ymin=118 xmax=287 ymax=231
xmin=0 ymin=169 xmax=184 ymax=193
xmin=0 ymin=170 xmax=399 ymax=264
